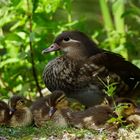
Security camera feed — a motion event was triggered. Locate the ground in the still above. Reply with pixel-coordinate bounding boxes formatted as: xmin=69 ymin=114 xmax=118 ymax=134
xmin=0 ymin=122 xmax=140 ymax=140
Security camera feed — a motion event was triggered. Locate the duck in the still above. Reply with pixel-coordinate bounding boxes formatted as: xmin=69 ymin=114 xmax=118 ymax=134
xmin=51 ymin=97 xmax=140 ymax=130
xmin=114 ymin=98 xmax=137 ymax=118
xmin=57 ymin=104 xmax=113 ymax=130
xmin=126 ymin=113 xmax=140 ymax=127
xmin=114 ymin=98 xmax=140 ymax=127
xmin=35 ymin=92 xmax=113 ymax=129
xmin=0 ymin=100 xmax=10 ymax=126
xmin=9 ymin=95 xmax=33 ymax=127
xmin=42 ymin=30 xmax=140 ymax=107
xmin=31 ymin=90 xmax=69 ymax=127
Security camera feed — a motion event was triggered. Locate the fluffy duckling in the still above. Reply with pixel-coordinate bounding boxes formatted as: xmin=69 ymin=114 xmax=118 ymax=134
xmin=115 ymin=98 xmax=140 ymax=127
xmin=114 ymin=98 xmax=137 ymax=118
xmin=0 ymin=101 xmax=10 ymax=125
xmin=126 ymin=114 xmax=140 ymax=127
xmin=31 ymin=90 xmax=68 ymax=127
xmin=57 ymin=105 xmax=113 ymax=130
xmin=32 ymin=92 xmax=113 ymax=129
xmin=52 ymin=98 xmax=139 ymax=130
xmin=9 ymin=95 xmax=33 ymax=127
xmin=31 ymin=90 xmax=114 ymax=129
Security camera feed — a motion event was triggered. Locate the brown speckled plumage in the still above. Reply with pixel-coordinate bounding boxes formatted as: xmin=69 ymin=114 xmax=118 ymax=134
xmin=9 ymin=95 xmax=33 ymax=127
xmin=31 ymin=90 xmax=68 ymax=127
xmin=113 ymin=98 xmax=140 ymax=128
xmin=0 ymin=101 xmax=10 ymax=125
xmin=114 ymin=98 xmax=138 ymax=118
xmin=42 ymin=31 xmax=140 ymax=107
xmin=50 ymin=97 xmax=140 ymax=129
xmin=53 ymin=105 xmax=113 ymax=129
xmin=126 ymin=114 xmax=140 ymax=127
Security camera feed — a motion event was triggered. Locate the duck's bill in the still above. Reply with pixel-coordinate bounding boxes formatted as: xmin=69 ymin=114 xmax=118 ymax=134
xmin=42 ymin=43 xmax=60 ymax=54
xmin=9 ymin=108 xmax=16 ymax=115
xmin=48 ymin=107 xmax=57 ymax=118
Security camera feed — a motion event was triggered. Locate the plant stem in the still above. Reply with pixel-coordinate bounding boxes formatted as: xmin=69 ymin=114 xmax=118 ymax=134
xmin=99 ymin=0 xmax=115 ymax=49
xmin=99 ymin=0 xmax=114 ymax=31
xmin=26 ymin=0 xmax=43 ymax=97
xmin=112 ymin=0 xmax=128 ymax=58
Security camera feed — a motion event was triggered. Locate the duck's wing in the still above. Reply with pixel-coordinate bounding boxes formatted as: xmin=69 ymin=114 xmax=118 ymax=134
xmin=89 ymin=51 xmax=140 ymax=89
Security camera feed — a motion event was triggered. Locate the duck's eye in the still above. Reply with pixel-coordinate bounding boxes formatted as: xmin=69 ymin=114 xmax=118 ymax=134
xmin=63 ymin=37 xmax=70 ymax=41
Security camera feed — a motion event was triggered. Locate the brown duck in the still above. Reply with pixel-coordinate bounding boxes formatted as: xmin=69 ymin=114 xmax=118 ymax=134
xmin=42 ymin=31 xmax=140 ymax=107
xmin=0 ymin=100 xmax=10 ymax=125
xmin=114 ymin=98 xmax=138 ymax=118
xmin=57 ymin=105 xmax=113 ymax=129
xmin=31 ymin=90 xmax=69 ymax=127
xmin=53 ymin=98 xmax=139 ymax=130
xmin=114 ymin=98 xmax=140 ymax=127
xmin=42 ymin=93 xmax=113 ymax=129
xmin=126 ymin=114 xmax=140 ymax=127
xmin=9 ymin=95 xmax=33 ymax=127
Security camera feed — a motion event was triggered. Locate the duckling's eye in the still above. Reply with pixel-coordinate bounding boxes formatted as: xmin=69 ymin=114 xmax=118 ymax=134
xmin=63 ymin=37 xmax=70 ymax=42
xmin=127 ymin=104 xmax=131 ymax=107
xmin=56 ymin=99 xmax=62 ymax=103
xmin=20 ymin=100 xmax=24 ymax=104
xmin=56 ymin=95 xmax=65 ymax=104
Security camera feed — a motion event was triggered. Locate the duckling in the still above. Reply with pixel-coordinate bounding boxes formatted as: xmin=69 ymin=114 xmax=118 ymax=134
xmin=31 ymin=90 xmax=68 ymax=127
xmin=32 ymin=90 xmax=113 ymax=129
xmin=57 ymin=105 xmax=113 ymax=130
xmin=9 ymin=95 xmax=33 ymax=127
xmin=126 ymin=113 xmax=140 ymax=127
xmin=114 ymin=98 xmax=137 ymax=118
xmin=35 ymin=92 xmax=113 ymax=129
xmin=114 ymin=98 xmax=140 ymax=127
xmin=52 ymin=98 xmax=139 ymax=130
xmin=108 ymin=97 xmax=140 ymax=129
xmin=49 ymin=92 xmax=71 ymax=127
xmin=0 ymin=101 xmax=10 ymax=125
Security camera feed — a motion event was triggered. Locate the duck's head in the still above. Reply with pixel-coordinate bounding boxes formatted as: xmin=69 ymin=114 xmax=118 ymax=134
xmin=42 ymin=31 xmax=101 ymax=60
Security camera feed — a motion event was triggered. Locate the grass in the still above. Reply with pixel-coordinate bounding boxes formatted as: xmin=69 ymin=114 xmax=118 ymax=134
xmin=0 ymin=121 xmax=140 ymax=140
xmin=0 ymin=122 xmax=98 ymax=140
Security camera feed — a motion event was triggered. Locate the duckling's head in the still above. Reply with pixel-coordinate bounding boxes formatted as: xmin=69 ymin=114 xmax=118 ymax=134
xmin=9 ymin=95 xmax=27 ymax=113
xmin=47 ymin=90 xmax=69 ymax=117
xmin=115 ymin=98 xmax=137 ymax=118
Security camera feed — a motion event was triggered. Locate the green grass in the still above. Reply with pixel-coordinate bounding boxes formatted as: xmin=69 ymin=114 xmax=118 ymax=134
xmin=0 ymin=121 xmax=140 ymax=140
xmin=0 ymin=122 xmax=101 ymax=140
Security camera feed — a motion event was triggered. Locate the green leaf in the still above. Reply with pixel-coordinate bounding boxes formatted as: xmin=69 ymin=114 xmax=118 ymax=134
xmin=0 ymin=58 xmax=20 ymax=68
xmin=5 ymin=33 xmax=22 ymax=41
xmin=11 ymin=0 xmax=21 ymax=6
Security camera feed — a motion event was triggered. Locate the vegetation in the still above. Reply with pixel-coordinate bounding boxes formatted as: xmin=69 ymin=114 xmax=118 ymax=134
xmin=0 ymin=122 xmax=103 ymax=139
xmin=0 ymin=0 xmax=140 ymax=139
xmin=0 ymin=122 xmax=140 ymax=140
xmin=1 ymin=0 xmax=140 ymax=99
